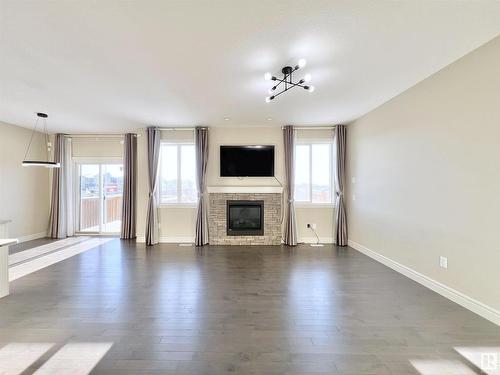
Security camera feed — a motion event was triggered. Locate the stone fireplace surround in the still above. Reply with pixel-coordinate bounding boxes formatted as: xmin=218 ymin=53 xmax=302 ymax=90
xmin=208 ymin=186 xmax=282 ymax=245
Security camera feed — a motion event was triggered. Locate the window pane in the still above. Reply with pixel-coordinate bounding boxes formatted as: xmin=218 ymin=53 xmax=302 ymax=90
xmin=311 ymin=144 xmax=332 ymax=203
xmin=160 ymin=145 xmax=178 ymax=203
xmin=80 ymin=165 xmax=100 ymax=232
xmin=180 ymin=145 xmax=197 ymax=203
xmin=294 ymin=144 xmax=310 ymax=201
xmin=80 ymin=165 xmax=99 ymax=198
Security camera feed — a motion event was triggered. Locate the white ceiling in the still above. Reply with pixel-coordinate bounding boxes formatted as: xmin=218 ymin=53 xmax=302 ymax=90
xmin=1 ymin=0 xmax=500 ymax=133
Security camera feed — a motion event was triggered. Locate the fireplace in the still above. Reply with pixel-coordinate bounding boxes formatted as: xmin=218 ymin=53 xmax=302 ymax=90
xmin=227 ymin=200 xmax=264 ymax=236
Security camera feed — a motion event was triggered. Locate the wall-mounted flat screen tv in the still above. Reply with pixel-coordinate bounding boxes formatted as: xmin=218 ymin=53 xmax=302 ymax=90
xmin=220 ymin=145 xmax=274 ymax=177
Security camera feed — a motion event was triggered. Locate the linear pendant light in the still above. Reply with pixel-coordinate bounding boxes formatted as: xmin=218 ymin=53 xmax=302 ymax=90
xmin=22 ymin=112 xmax=60 ymax=168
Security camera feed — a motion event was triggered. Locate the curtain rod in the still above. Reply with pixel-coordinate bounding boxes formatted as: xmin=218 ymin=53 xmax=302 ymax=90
xmin=138 ymin=127 xmax=208 ymax=131
xmin=283 ymin=126 xmax=336 ymax=130
xmin=65 ymin=133 xmax=137 ymax=138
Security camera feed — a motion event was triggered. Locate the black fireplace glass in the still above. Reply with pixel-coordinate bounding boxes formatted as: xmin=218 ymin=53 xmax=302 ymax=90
xmin=227 ymin=200 xmax=264 ymax=236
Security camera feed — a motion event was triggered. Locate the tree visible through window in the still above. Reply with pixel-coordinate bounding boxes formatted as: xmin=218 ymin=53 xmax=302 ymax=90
xmin=294 ymin=142 xmax=333 ymax=204
xmin=159 ymin=143 xmax=197 ymax=204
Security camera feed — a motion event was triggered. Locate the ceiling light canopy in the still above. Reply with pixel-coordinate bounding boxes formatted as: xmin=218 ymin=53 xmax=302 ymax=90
xmin=22 ymin=112 xmax=60 ymax=168
xmin=264 ymin=59 xmax=314 ymax=102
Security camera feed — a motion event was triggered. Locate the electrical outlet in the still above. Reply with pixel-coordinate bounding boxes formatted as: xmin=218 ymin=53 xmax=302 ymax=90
xmin=352 ymin=194 xmax=356 ymax=201
xmin=352 ymin=177 xmax=356 ymax=184
xmin=306 ymin=223 xmax=317 ymax=229
xmin=439 ymin=256 xmax=448 ymax=269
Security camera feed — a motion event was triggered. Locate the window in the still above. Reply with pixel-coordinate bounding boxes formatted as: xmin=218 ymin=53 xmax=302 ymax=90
xmin=294 ymin=142 xmax=334 ymax=204
xmin=159 ymin=143 xmax=197 ymax=204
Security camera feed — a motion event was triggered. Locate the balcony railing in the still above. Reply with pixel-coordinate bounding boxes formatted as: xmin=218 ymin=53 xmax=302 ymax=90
xmin=80 ymin=195 xmax=122 ymax=231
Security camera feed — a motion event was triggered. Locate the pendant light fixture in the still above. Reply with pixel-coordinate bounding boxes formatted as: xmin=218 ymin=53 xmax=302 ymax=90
xmin=22 ymin=112 xmax=60 ymax=168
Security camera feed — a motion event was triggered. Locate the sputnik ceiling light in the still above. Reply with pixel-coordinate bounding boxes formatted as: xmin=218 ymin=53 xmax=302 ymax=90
xmin=22 ymin=112 xmax=60 ymax=168
xmin=264 ymin=58 xmax=314 ymax=102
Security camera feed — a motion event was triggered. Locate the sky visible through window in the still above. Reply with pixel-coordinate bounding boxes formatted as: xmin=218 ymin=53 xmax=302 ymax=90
xmin=295 ymin=143 xmax=332 ymax=203
xmin=160 ymin=144 xmax=197 ymax=204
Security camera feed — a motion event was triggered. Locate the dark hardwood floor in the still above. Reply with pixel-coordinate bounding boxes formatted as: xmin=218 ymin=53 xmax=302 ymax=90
xmin=1 ymin=239 xmax=499 ymax=374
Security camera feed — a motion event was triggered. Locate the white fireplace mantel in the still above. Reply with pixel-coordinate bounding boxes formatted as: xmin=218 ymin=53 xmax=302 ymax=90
xmin=207 ymin=186 xmax=283 ymax=194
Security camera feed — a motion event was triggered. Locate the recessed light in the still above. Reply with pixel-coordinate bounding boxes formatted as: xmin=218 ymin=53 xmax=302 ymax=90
xmin=267 ymin=118 xmax=273 ymax=121
xmin=224 ymin=117 xmax=230 ymax=121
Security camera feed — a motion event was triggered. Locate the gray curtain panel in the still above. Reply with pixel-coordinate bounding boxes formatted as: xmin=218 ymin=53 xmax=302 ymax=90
xmin=194 ymin=127 xmax=209 ymax=246
xmin=145 ymin=127 xmax=160 ymax=246
xmin=121 ymin=133 xmax=137 ymax=239
xmin=334 ymin=125 xmax=348 ymax=246
xmin=64 ymin=138 xmax=74 ymax=237
xmin=283 ymin=125 xmax=298 ymax=246
xmin=48 ymin=134 xmax=66 ymax=239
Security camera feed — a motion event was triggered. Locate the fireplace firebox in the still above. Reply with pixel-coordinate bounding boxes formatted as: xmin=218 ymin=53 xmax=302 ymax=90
xmin=226 ymin=200 xmax=264 ymax=236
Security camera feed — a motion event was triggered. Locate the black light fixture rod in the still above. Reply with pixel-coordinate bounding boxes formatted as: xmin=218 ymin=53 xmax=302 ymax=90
xmin=271 ymin=86 xmax=294 ymax=99
xmin=271 ymin=77 xmax=307 ymax=89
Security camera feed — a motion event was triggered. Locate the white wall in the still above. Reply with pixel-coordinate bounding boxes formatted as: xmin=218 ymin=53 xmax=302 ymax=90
xmin=136 ymin=126 xmax=335 ymax=242
xmin=346 ymin=35 xmax=500 ymax=312
xmin=72 ymin=137 xmax=123 ymax=158
xmin=0 ymin=121 xmax=50 ymax=239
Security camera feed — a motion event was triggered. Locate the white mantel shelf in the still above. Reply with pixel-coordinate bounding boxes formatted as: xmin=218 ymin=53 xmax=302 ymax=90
xmin=207 ymin=186 xmax=283 ymax=194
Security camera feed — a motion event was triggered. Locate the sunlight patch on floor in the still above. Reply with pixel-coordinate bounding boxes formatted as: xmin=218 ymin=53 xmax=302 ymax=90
xmin=9 ymin=236 xmax=91 ymax=266
xmin=410 ymin=359 xmax=477 ymax=375
xmin=9 ymin=238 xmax=114 ymax=281
xmin=33 ymin=342 xmax=113 ymax=375
xmin=0 ymin=342 xmax=54 ymax=374
xmin=455 ymin=346 xmax=500 ymax=375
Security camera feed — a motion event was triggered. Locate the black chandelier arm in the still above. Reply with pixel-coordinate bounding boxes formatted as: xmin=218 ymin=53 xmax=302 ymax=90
xmin=270 ymin=88 xmax=289 ymax=100
xmin=271 ymin=84 xmax=304 ymax=99
xmin=271 ymin=77 xmax=307 ymax=89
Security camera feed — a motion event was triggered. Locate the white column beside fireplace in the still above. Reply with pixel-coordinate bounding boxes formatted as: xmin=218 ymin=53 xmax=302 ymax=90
xmin=207 ymin=186 xmax=282 ymax=245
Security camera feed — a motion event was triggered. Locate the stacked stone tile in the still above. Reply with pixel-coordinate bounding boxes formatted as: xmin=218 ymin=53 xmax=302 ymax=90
xmin=208 ymin=193 xmax=282 ymax=245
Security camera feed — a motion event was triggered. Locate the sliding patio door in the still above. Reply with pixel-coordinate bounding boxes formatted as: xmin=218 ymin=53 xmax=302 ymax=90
xmin=77 ymin=162 xmax=124 ymax=234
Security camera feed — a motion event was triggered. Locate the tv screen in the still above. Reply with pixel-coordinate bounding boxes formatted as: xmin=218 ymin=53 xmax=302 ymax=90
xmin=220 ymin=145 xmax=274 ymax=177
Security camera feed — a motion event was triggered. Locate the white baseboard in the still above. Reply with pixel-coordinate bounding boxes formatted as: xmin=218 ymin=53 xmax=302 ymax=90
xmin=299 ymin=237 xmax=334 ymax=244
xmin=18 ymin=231 xmax=47 ymax=243
xmin=348 ymin=239 xmax=500 ymax=326
xmin=136 ymin=236 xmax=195 ymax=244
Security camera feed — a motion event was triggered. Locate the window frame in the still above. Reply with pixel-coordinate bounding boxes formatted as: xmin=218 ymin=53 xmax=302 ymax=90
xmin=294 ymin=138 xmax=335 ymax=208
xmin=158 ymin=141 xmax=198 ymax=208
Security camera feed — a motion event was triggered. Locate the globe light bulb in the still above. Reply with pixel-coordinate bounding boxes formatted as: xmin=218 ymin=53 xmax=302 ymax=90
xmin=304 ymin=73 xmax=312 ymax=82
xmin=264 ymin=72 xmax=272 ymax=80
xmin=298 ymin=58 xmax=307 ymax=68
xmin=268 ymin=88 xmax=274 ymax=94
xmin=308 ymin=85 xmax=315 ymax=93
xmin=265 ymin=97 xmax=271 ymax=103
